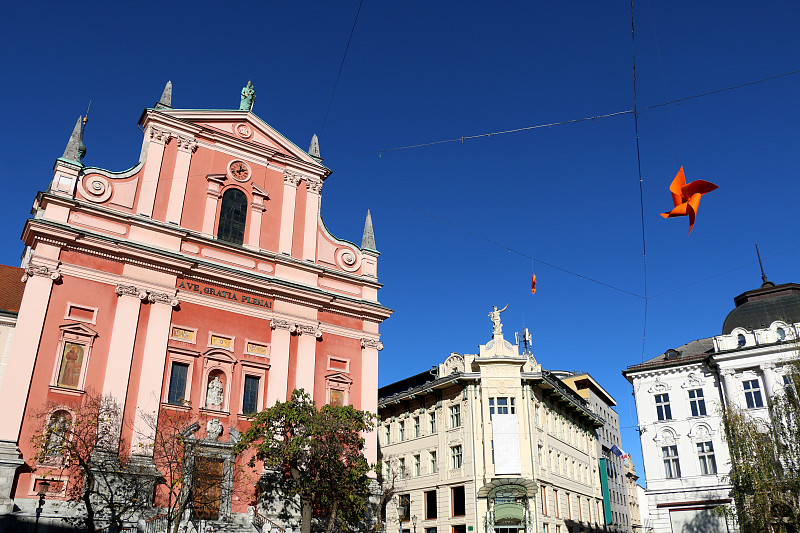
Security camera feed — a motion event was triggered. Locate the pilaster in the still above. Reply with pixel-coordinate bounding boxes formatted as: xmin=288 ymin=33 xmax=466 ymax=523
xmin=360 ymin=337 xmax=383 ymax=465
xmin=762 ymin=362 xmax=779 ymax=400
xmin=278 ymin=171 xmax=301 ymax=255
xmin=302 ymin=178 xmax=322 ymax=261
xmin=101 ymin=285 xmax=148 ymax=439
xmin=267 ymin=320 xmax=292 ymax=405
xmin=245 ymin=185 xmax=268 ymax=249
xmin=131 ymin=291 xmax=179 ymax=456
xmin=202 ymin=174 xmax=226 ymax=236
xmin=165 ymin=135 xmax=197 ymax=224
xmin=137 ymin=126 xmax=171 ymax=217
xmin=294 ymin=324 xmax=321 ymax=395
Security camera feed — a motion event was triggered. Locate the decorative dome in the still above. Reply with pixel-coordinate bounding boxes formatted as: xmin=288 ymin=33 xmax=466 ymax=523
xmin=722 ymin=282 xmax=800 ymax=334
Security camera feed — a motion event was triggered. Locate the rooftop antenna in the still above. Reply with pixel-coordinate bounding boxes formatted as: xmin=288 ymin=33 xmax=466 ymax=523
xmin=515 ymin=316 xmax=532 ymax=355
xmin=755 ymin=244 xmax=774 ymax=288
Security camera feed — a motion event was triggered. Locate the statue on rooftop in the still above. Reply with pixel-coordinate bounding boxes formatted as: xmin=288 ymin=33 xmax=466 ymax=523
xmin=240 ymin=81 xmax=255 ymax=111
xmin=489 ymin=305 xmax=508 ymax=336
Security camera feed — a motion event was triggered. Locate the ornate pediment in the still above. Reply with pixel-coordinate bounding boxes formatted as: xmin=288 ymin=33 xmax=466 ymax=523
xmin=647 ymin=377 xmax=671 ymax=394
xmin=681 ymin=372 xmax=705 ymax=389
xmin=325 ymin=372 xmax=353 ymax=386
xmin=59 ymin=322 xmax=99 ymax=338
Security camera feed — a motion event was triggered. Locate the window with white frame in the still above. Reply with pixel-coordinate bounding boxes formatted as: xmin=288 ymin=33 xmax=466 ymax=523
xmin=430 ymin=450 xmax=437 ymax=473
xmin=398 ymin=457 xmax=406 ymax=479
xmin=414 ymin=416 xmax=421 ymax=438
xmin=167 ymin=362 xmax=189 ymax=405
xmin=697 ymin=441 xmax=717 ymax=475
xmin=743 ymin=379 xmax=764 ymax=408
xmin=241 ymin=375 xmax=260 ymax=415
xmin=688 ymin=388 xmax=707 ymax=416
xmin=662 ymin=445 xmax=681 ymax=478
xmin=449 ymin=405 xmax=461 ymax=428
xmin=655 ymin=393 xmax=672 ymax=420
xmin=489 ymin=397 xmax=516 ymax=415
xmin=399 ymin=420 xmax=405 ymax=441
xmin=429 ymin=411 xmax=437 ymax=433
xmin=414 ymin=454 xmax=421 ymax=476
xmin=450 ymin=445 xmax=463 ymax=469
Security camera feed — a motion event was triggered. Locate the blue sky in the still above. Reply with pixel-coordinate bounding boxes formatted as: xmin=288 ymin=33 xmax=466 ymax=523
xmin=2 ymin=1 xmax=799 ymax=481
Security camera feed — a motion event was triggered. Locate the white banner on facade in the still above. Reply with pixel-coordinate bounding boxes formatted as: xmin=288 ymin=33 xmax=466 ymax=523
xmin=491 ymin=413 xmax=521 ymax=475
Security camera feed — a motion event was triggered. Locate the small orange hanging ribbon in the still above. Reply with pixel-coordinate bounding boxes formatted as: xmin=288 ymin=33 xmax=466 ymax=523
xmin=531 ymin=273 xmax=537 ymax=295
xmin=660 ymin=166 xmax=718 ymax=234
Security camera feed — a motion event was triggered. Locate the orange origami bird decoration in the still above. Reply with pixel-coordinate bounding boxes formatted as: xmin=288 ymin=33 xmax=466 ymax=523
xmin=660 ymin=167 xmax=718 ymax=234
xmin=531 ymin=273 xmax=537 ymax=295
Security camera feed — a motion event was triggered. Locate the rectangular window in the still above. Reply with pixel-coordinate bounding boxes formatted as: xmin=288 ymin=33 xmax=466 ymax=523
xmin=688 ymin=388 xmax=707 ymax=416
xmin=384 ymin=425 xmax=391 ymax=445
xmin=662 ymin=445 xmax=681 ymax=478
xmin=414 ymin=455 xmax=421 ymax=476
xmin=554 ymin=490 xmax=560 ymax=518
xmin=697 ymin=441 xmax=717 ymax=475
xmin=449 ymin=405 xmax=461 ymax=428
xmin=451 ymin=486 xmax=466 ymax=516
xmin=399 ymin=458 xmax=406 ymax=479
xmin=242 ymin=375 xmax=260 ymax=415
xmin=451 ymin=445 xmax=463 ymax=469
xmin=452 ymin=526 xmax=466 ymax=533
xmin=414 ymin=416 xmax=421 ymax=438
xmin=425 ymin=529 xmax=437 ymax=533
xmin=430 ymin=450 xmax=438 ymax=473
xmin=743 ymin=380 xmax=764 ymax=408
xmin=655 ymin=393 xmax=672 ymax=420
xmin=425 ymin=490 xmax=438 ymax=519
xmin=566 ymin=493 xmax=572 ymax=519
xmin=400 ymin=420 xmax=407 ymax=441
xmin=541 ymin=486 xmax=547 ymax=516
xmin=167 ymin=362 xmax=189 ymax=405
xmin=429 ymin=412 xmax=437 ymax=433
xmin=398 ymin=494 xmax=410 ymax=521
xmin=538 ymin=445 xmax=543 ymax=470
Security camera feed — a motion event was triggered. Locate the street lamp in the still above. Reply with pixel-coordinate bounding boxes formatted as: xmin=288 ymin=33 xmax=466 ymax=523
xmin=397 ymin=503 xmax=404 ymax=533
xmin=33 ymin=479 xmax=50 ymax=533
xmin=412 ymin=515 xmax=417 ymax=533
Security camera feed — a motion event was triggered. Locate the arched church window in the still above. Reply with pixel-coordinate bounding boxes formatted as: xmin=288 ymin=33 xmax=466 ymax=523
xmin=217 ymin=189 xmax=247 ymax=245
xmin=42 ymin=410 xmax=71 ymax=463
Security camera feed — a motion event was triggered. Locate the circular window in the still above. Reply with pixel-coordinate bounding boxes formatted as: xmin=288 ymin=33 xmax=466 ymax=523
xmin=737 ymin=334 xmax=746 ymax=347
xmin=777 ymin=328 xmax=786 ymax=341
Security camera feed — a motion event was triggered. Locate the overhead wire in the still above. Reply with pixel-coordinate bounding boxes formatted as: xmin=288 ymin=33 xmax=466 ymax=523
xmin=327 ymin=68 xmax=800 ymax=160
xmin=320 ymin=0 xmax=365 ymax=135
xmin=630 ymin=0 xmax=649 ymax=364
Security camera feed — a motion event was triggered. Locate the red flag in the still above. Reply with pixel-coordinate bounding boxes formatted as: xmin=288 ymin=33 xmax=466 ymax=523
xmin=660 ymin=166 xmax=719 ymax=234
xmin=531 ymin=273 xmax=537 ymax=295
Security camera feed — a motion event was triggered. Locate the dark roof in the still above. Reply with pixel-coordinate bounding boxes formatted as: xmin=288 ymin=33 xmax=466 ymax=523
xmin=623 ymin=337 xmax=714 ymax=376
xmin=722 ymin=282 xmax=800 ymax=334
xmin=0 ymin=265 xmax=24 ymax=315
xmin=378 ymin=368 xmax=439 ymax=402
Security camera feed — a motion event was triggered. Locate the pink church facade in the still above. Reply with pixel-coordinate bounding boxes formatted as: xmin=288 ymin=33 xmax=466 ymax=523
xmin=0 ymin=84 xmax=391 ymax=518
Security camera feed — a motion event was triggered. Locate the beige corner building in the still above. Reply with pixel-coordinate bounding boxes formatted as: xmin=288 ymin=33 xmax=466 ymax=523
xmin=378 ymin=309 xmax=612 ymax=533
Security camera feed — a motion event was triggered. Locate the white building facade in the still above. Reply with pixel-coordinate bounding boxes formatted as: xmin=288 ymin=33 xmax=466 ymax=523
xmin=623 ymin=280 xmax=800 ymax=533
xmin=379 ymin=309 xmax=611 ymax=533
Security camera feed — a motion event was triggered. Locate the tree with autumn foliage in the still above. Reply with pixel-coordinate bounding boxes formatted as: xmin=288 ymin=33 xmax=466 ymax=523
xmin=234 ymin=389 xmax=375 ymax=533
xmin=719 ymin=358 xmax=800 ymax=532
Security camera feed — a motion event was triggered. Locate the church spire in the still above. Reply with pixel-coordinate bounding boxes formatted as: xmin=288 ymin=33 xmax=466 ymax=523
xmin=361 ymin=209 xmax=376 ymax=251
xmin=308 ymin=134 xmax=322 ymax=161
xmin=61 ymin=116 xmax=85 ymax=165
xmin=156 ymin=80 xmax=173 ymax=108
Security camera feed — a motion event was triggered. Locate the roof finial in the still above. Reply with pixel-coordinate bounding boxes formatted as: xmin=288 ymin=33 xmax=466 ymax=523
xmin=361 ymin=209 xmax=376 ymax=251
xmin=62 ymin=115 xmax=85 ymax=165
xmin=156 ymin=81 xmax=173 ymax=108
xmin=308 ymin=134 xmax=322 ymax=161
xmin=755 ymin=244 xmax=775 ymax=288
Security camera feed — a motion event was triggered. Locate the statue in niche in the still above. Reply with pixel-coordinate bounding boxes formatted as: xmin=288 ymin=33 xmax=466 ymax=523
xmin=488 ymin=305 xmax=508 ymax=335
xmin=239 ymin=81 xmax=256 ymax=111
xmin=206 ymin=418 xmax=223 ymax=441
xmin=206 ymin=376 xmax=224 ymax=408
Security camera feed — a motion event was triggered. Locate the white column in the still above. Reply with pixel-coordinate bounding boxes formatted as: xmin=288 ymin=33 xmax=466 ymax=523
xmin=165 ymin=136 xmax=197 ymax=224
xmin=720 ymin=369 xmax=738 ymax=408
xmin=131 ymin=292 xmax=178 ymax=456
xmin=294 ymin=325 xmax=319 ymax=396
xmin=245 ymin=187 xmax=268 ymax=249
xmin=101 ymin=285 xmax=147 ymax=438
xmin=762 ymin=363 xmax=779 ymax=400
xmin=278 ymin=171 xmax=301 ymax=255
xmin=267 ymin=320 xmax=292 ymax=405
xmin=302 ymin=179 xmax=322 ymax=261
xmin=360 ymin=338 xmax=383 ymax=465
xmin=201 ymin=175 xmax=225 ymax=236
xmin=137 ymin=126 xmax=170 ymax=217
